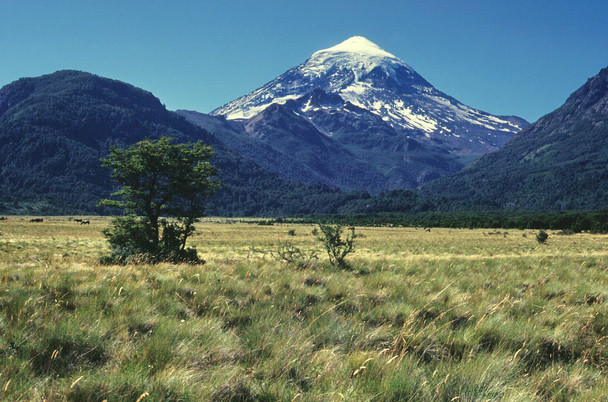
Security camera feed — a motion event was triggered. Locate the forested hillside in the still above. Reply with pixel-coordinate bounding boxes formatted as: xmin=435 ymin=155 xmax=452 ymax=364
xmin=0 ymin=70 xmax=378 ymax=216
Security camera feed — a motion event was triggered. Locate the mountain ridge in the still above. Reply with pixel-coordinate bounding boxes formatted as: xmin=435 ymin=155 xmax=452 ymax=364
xmin=419 ymin=66 xmax=608 ymax=211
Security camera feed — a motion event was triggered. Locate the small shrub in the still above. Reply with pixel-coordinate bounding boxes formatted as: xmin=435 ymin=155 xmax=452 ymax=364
xmin=536 ymin=230 xmax=549 ymax=244
xmin=287 ymin=229 xmax=296 ymax=236
xmin=303 ymin=277 xmax=324 ymax=286
xmin=247 ymin=244 xmax=269 ymax=260
xmin=271 ymin=241 xmax=318 ymax=268
xmin=317 ymin=224 xmax=356 ymax=267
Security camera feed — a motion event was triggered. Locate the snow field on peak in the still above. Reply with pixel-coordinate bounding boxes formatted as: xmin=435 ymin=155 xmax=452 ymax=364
xmin=303 ymin=37 xmax=409 ymax=82
xmin=311 ymin=36 xmax=400 ymax=60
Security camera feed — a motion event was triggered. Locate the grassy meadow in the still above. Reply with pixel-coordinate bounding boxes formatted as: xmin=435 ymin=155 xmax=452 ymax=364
xmin=0 ymin=217 xmax=607 ymax=400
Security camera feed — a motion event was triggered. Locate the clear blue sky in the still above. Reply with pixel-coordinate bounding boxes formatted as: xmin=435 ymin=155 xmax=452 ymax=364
xmin=2 ymin=0 xmax=607 ymax=122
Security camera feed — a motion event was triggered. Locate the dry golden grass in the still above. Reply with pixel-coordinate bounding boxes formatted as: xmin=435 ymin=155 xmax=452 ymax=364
xmin=0 ymin=217 xmax=607 ymax=400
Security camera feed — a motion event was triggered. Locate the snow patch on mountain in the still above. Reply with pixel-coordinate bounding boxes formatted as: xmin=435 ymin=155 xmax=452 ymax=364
xmin=315 ymin=36 xmax=399 ymax=59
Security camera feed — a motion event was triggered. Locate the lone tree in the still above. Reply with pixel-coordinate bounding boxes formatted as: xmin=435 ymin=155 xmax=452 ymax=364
xmin=100 ymin=137 xmax=220 ymax=264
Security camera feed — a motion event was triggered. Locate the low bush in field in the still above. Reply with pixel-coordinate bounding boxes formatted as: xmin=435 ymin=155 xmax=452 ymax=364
xmin=271 ymin=241 xmax=319 ymax=269
xmin=536 ymin=229 xmax=549 ymax=244
xmin=317 ymin=223 xmax=356 ymax=267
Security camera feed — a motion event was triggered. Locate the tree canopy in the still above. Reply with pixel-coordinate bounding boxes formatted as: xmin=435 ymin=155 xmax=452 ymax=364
xmin=100 ymin=136 xmax=220 ymax=264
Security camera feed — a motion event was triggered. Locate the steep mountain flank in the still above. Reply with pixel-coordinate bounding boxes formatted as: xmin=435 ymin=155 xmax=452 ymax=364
xmin=419 ymin=66 xmax=608 ymax=210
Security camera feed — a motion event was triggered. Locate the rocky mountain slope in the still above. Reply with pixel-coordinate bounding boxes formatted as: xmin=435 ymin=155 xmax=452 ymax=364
xmin=419 ymin=66 xmax=608 ymax=210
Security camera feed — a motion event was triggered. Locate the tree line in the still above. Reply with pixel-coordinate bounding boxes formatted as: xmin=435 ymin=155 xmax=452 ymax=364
xmin=268 ymin=210 xmax=608 ymax=233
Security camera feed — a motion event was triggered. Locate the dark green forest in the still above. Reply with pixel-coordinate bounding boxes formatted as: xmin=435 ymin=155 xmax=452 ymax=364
xmin=262 ymin=210 xmax=608 ymax=233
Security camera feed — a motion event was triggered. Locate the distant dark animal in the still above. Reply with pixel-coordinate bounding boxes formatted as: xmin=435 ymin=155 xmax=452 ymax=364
xmin=348 ymin=226 xmax=355 ymax=231
xmin=0 ymin=217 xmax=6 ymax=221
xmin=80 ymin=220 xmax=90 ymax=225
xmin=74 ymin=218 xmax=83 ymax=223
xmin=424 ymin=227 xmax=431 ymax=232
xmin=30 ymin=218 xmax=43 ymax=223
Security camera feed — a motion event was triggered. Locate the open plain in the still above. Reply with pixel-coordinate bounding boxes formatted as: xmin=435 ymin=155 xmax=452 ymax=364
xmin=1 ymin=217 xmax=607 ymax=400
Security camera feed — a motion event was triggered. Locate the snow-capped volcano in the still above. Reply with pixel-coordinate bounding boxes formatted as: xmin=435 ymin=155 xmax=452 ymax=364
xmin=212 ymin=36 xmax=527 ymax=156
xmin=187 ymin=37 xmax=530 ymax=193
